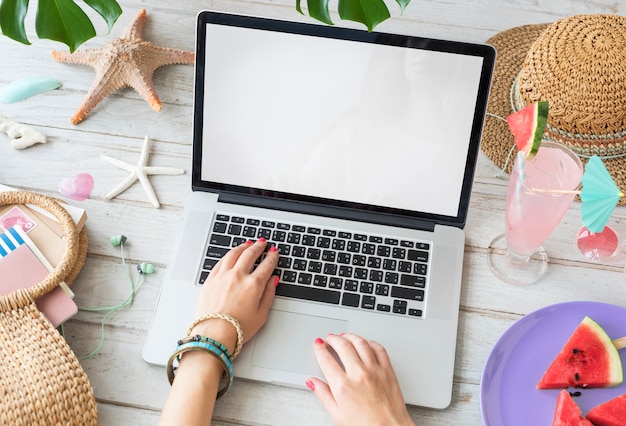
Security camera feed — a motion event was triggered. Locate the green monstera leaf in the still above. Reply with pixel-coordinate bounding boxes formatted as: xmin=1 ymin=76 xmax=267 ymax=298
xmin=0 ymin=0 xmax=122 ymax=52
xmin=0 ymin=0 xmax=409 ymax=53
xmin=297 ymin=0 xmax=411 ymax=31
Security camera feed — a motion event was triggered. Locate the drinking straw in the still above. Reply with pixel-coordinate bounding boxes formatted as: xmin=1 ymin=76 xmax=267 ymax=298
xmin=515 ymin=151 xmax=526 ymax=214
xmin=515 ymin=151 xmax=526 ymax=200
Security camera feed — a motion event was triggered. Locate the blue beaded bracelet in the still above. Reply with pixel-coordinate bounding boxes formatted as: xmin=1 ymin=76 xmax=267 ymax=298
xmin=178 ymin=335 xmax=233 ymax=365
xmin=167 ymin=339 xmax=234 ymax=398
xmin=178 ymin=341 xmax=234 ymax=381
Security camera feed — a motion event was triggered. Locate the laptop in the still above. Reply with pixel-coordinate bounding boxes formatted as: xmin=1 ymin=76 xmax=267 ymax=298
xmin=143 ymin=10 xmax=495 ymax=409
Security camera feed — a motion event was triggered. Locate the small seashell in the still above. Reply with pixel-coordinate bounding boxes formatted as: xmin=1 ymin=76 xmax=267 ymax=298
xmin=0 ymin=114 xmax=47 ymax=149
xmin=0 ymin=76 xmax=62 ymax=103
xmin=58 ymin=173 xmax=94 ymax=201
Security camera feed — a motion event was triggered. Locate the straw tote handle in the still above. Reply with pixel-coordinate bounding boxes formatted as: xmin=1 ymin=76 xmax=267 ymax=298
xmin=0 ymin=190 xmax=79 ymax=302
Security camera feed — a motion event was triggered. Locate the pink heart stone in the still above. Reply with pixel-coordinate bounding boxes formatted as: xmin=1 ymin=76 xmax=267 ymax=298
xmin=58 ymin=173 xmax=94 ymax=201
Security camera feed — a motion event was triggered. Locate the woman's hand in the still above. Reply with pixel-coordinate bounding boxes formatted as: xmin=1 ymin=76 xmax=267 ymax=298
xmin=190 ymin=238 xmax=279 ymax=350
xmin=159 ymin=239 xmax=279 ymax=425
xmin=307 ymin=333 xmax=415 ymax=426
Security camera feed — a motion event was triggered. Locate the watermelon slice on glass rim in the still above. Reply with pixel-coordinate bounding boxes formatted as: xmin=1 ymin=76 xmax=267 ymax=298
xmin=506 ymin=100 xmax=549 ymax=158
xmin=537 ymin=316 xmax=623 ymax=390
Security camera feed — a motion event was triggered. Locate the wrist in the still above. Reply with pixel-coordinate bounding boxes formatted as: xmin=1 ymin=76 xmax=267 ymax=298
xmin=174 ymin=349 xmax=225 ymax=397
xmin=168 ymin=337 xmax=235 ymax=398
xmin=189 ymin=318 xmax=238 ymax=355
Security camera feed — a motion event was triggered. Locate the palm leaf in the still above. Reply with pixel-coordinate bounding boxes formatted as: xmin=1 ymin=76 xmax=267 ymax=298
xmin=0 ymin=0 xmax=122 ymax=52
xmin=0 ymin=0 xmax=31 ymax=45
xmin=338 ymin=0 xmax=390 ymax=32
xmin=83 ymin=0 xmax=122 ymax=32
xmin=298 ymin=0 xmax=411 ymax=31
xmin=36 ymin=0 xmax=96 ymax=52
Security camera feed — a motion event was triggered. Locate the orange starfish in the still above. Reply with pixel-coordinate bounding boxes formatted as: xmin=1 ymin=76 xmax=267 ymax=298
xmin=51 ymin=8 xmax=194 ymax=124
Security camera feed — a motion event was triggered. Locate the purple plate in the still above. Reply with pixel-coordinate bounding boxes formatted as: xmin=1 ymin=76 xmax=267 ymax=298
xmin=480 ymin=301 xmax=626 ymax=425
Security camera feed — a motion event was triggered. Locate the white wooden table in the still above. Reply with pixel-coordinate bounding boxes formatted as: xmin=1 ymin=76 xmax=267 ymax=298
xmin=1 ymin=1 xmax=625 ymax=424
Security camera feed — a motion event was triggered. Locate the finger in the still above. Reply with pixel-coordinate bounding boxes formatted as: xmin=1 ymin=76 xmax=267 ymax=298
xmin=312 ymin=338 xmax=347 ymax=383
xmin=305 ymin=377 xmax=339 ymax=418
xmin=252 ymin=245 xmax=279 ymax=280
xmin=339 ymin=333 xmax=379 ymax=366
xmin=235 ymin=238 xmax=268 ymax=270
xmin=257 ymin=274 xmax=278 ymax=312
xmin=214 ymin=239 xmax=253 ymax=271
xmin=324 ymin=334 xmax=365 ymax=373
xmin=368 ymin=340 xmax=394 ymax=370
xmin=208 ymin=257 xmax=223 ymax=277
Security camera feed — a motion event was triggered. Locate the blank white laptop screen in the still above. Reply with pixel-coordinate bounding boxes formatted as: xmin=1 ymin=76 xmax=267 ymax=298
xmin=201 ymin=24 xmax=484 ymax=217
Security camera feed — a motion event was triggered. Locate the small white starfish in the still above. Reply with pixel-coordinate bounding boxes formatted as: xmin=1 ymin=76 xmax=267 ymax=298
xmin=101 ymin=135 xmax=185 ymax=208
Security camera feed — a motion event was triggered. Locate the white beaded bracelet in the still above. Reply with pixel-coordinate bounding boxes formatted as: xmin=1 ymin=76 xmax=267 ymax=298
xmin=187 ymin=313 xmax=243 ymax=359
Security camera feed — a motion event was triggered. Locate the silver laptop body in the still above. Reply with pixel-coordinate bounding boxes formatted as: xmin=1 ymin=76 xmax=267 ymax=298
xmin=143 ymin=10 xmax=495 ymax=409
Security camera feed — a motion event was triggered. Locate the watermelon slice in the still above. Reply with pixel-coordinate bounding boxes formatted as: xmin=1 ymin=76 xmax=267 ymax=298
xmin=537 ymin=316 xmax=623 ymax=389
xmin=506 ymin=100 xmax=549 ymax=157
xmin=586 ymin=393 xmax=626 ymax=426
xmin=552 ymin=390 xmax=594 ymax=426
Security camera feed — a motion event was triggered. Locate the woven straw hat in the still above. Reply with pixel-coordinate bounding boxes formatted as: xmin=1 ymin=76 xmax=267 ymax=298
xmin=481 ymin=14 xmax=626 ymax=205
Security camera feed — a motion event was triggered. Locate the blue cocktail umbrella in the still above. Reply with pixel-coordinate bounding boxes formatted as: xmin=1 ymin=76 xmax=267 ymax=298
xmin=581 ymin=155 xmax=624 ymax=233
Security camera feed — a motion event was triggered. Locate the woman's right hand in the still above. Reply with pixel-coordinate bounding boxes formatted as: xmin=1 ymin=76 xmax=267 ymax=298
xmin=306 ymin=333 xmax=415 ymax=426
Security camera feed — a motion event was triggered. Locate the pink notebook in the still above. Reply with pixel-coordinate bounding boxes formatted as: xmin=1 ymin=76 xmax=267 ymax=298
xmin=0 ymin=244 xmax=77 ymax=327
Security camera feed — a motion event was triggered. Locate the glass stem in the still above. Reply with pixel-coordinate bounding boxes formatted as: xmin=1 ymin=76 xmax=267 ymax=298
xmin=506 ymin=250 xmax=532 ymax=264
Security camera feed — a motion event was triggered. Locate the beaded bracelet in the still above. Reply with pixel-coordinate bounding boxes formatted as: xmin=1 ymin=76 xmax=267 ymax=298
xmin=178 ymin=335 xmax=234 ymax=364
xmin=187 ymin=313 xmax=243 ymax=359
xmin=166 ymin=340 xmax=234 ymax=398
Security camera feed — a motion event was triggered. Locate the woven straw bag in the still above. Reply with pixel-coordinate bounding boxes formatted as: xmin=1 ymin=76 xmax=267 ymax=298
xmin=0 ymin=191 xmax=98 ymax=425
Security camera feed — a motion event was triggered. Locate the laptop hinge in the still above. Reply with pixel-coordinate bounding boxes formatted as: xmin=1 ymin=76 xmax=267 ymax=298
xmin=217 ymin=192 xmax=437 ymax=232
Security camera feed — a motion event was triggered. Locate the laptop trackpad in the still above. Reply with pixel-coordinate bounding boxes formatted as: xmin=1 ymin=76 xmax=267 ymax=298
xmin=251 ymin=310 xmax=347 ymax=375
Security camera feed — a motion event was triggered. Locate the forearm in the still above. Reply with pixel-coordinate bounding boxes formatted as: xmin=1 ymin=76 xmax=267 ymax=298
xmin=159 ymin=239 xmax=277 ymax=424
xmin=159 ymin=351 xmax=222 ymax=425
xmin=159 ymin=320 xmax=238 ymax=425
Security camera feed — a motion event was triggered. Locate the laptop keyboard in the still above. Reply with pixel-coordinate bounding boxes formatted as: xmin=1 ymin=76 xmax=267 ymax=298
xmin=198 ymin=213 xmax=430 ymax=318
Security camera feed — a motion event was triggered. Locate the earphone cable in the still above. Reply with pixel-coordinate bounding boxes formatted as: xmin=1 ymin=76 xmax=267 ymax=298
xmin=61 ymin=243 xmax=146 ymax=361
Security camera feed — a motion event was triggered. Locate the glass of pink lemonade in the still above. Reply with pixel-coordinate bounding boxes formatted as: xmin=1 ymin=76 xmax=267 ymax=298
xmin=488 ymin=141 xmax=583 ymax=285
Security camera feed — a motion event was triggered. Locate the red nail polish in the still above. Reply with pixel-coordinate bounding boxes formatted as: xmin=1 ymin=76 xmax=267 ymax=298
xmin=269 ymin=245 xmax=277 ymax=252
xmin=305 ymin=379 xmax=315 ymax=391
xmin=314 ymin=337 xmax=324 ymax=345
xmin=258 ymin=237 xmax=266 ymax=243
xmin=273 ymin=276 xmax=280 ymax=287
xmin=245 ymin=239 xmax=253 ymax=245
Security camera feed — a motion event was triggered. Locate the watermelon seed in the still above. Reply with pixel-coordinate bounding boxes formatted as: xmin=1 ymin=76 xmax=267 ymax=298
xmin=574 ymin=373 xmax=580 ymax=381
xmin=573 ymin=348 xmax=579 ymax=354
xmin=569 ymin=391 xmax=582 ymax=397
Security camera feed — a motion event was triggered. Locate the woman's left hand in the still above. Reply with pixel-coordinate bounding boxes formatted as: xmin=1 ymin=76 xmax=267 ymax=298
xmin=191 ymin=238 xmax=279 ymax=347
